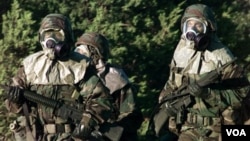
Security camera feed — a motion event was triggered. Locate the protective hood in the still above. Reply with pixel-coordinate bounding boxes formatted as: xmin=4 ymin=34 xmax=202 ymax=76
xmin=23 ymin=51 xmax=89 ymax=85
xmin=181 ymin=4 xmax=217 ymax=32
xmin=39 ymin=13 xmax=74 ymax=47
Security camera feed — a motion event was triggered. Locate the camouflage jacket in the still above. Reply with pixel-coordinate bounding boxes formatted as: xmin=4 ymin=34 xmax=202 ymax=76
xmin=5 ymin=51 xmax=114 ymax=140
xmin=98 ymin=64 xmax=143 ymax=134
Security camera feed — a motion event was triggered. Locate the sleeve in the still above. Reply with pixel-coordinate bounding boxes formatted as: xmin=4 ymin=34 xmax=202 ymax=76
xmin=220 ymin=62 xmax=250 ymax=88
xmin=5 ymin=66 xmax=29 ymax=114
xmin=206 ymin=63 xmax=250 ymax=124
xmin=220 ymin=62 xmax=250 ymax=114
xmin=113 ymin=84 xmax=143 ymax=133
xmin=79 ymin=75 xmax=114 ymax=125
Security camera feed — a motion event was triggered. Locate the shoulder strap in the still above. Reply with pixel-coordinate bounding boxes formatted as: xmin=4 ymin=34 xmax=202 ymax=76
xmin=22 ymin=103 xmax=36 ymax=141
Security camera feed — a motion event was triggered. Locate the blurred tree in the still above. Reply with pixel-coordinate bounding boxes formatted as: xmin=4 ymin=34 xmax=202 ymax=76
xmin=0 ymin=0 xmax=36 ymax=139
xmin=0 ymin=0 xmax=36 ymax=84
xmin=0 ymin=0 xmax=249 ymax=140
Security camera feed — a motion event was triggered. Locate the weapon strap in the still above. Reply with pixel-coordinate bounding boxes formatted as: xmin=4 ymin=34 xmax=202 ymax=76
xmin=22 ymin=102 xmax=36 ymax=141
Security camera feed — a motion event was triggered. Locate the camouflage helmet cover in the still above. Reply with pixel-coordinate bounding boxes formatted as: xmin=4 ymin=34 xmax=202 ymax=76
xmin=181 ymin=4 xmax=217 ymax=32
xmin=39 ymin=14 xmax=74 ymax=44
xmin=75 ymin=32 xmax=110 ymax=61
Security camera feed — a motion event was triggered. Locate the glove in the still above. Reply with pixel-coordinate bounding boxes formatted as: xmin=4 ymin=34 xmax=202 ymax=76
xmin=72 ymin=123 xmax=93 ymax=139
xmin=8 ymin=86 xmax=24 ymax=104
xmin=72 ymin=113 xmax=97 ymax=139
xmin=187 ymin=82 xmax=208 ymax=98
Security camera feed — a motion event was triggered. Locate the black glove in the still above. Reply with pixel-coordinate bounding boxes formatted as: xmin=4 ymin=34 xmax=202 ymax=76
xmin=72 ymin=123 xmax=93 ymax=139
xmin=72 ymin=113 xmax=96 ymax=139
xmin=8 ymin=86 xmax=24 ymax=104
xmin=187 ymin=82 xmax=208 ymax=98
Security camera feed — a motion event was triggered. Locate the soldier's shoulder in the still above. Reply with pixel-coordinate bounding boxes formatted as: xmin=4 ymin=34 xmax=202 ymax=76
xmin=23 ymin=51 xmax=44 ymax=63
xmin=108 ymin=65 xmax=129 ymax=82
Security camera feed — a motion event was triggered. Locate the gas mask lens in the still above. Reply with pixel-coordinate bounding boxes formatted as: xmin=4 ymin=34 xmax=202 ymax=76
xmin=183 ymin=18 xmax=207 ymax=41
xmin=41 ymin=30 xmax=65 ymax=41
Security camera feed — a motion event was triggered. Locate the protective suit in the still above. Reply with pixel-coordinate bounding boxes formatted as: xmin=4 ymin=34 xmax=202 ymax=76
xmin=75 ymin=32 xmax=143 ymax=141
xmin=5 ymin=14 xmax=115 ymax=141
xmin=150 ymin=4 xmax=250 ymax=141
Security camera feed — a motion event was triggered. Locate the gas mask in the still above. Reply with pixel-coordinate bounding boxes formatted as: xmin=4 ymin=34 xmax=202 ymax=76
xmin=75 ymin=45 xmax=91 ymax=58
xmin=75 ymin=44 xmax=105 ymax=70
xmin=40 ymin=30 xmax=70 ymax=60
xmin=183 ymin=18 xmax=210 ymax=51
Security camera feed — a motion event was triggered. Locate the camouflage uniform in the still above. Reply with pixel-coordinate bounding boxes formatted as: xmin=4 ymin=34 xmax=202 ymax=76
xmin=151 ymin=4 xmax=250 ymax=141
xmin=75 ymin=32 xmax=143 ymax=141
xmin=5 ymin=14 xmax=114 ymax=141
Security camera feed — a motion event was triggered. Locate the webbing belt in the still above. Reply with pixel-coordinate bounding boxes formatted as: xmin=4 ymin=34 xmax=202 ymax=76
xmin=44 ymin=124 xmax=72 ymax=134
xmin=187 ymin=113 xmax=220 ymax=126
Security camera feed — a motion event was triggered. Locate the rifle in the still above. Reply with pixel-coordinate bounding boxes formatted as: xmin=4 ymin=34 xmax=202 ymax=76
xmin=2 ymin=87 xmax=123 ymax=141
xmin=160 ymin=57 xmax=237 ymax=108
xmin=147 ymin=57 xmax=237 ymax=137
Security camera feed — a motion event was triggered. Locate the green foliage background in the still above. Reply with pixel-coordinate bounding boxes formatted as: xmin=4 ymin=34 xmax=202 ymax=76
xmin=0 ymin=0 xmax=249 ymax=140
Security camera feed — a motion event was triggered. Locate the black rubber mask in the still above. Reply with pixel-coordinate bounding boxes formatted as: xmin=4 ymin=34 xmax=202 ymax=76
xmin=185 ymin=30 xmax=209 ymax=51
xmin=42 ymin=38 xmax=70 ymax=59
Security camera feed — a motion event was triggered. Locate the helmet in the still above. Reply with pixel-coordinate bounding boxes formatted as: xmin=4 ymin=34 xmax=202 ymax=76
xmin=39 ymin=14 xmax=74 ymax=59
xmin=181 ymin=4 xmax=217 ymax=32
xmin=75 ymin=32 xmax=110 ymax=62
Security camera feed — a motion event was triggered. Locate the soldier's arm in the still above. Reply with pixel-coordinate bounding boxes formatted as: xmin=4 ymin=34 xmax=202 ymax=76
xmin=115 ymin=84 xmax=143 ymax=133
xmin=5 ymin=66 xmax=28 ymax=114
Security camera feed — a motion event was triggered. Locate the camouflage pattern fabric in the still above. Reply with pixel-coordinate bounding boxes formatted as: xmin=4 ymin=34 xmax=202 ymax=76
xmin=102 ymin=64 xmax=143 ymax=141
xmin=5 ymin=54 xmax=114 ymax=141
xmin=0 ymin=99 xmax=15 ymax=141
xmin=39 ymin=13 xmax=74 ymax=44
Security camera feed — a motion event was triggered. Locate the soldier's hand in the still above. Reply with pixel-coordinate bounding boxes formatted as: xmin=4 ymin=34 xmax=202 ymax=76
xmin=187 ymin=82 xmax=208 ymax=98
xmin=72 ymin=113 xmax=97 ymax=139
xmin=72 ymin=123 xmax=93 ymax=139
xmin=8 ymin=86 xmax=24 ymax=104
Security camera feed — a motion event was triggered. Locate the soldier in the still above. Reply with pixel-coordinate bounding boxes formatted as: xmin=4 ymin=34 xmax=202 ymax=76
xmin=74 ymin=32 xmax=143 ymax=141
xmin=149 ymin=4 xmax=250 ymax=141
xmin=4 ymin=14 xmax=116 ymax=141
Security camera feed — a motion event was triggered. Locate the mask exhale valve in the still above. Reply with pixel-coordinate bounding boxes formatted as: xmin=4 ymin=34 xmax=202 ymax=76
xmin=42 ymin=38 xmax=69 ymax=59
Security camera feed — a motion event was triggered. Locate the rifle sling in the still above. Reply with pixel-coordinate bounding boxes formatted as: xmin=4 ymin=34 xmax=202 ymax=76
xmin=22 ymin=102 xmax=36 ymax=141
